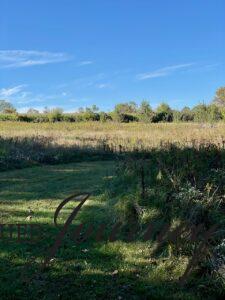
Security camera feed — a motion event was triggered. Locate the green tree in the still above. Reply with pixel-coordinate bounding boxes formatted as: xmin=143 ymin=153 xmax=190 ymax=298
xmin=99 ymin=112 xmax=112 ymax=122
xmin=172 ymin=110 xmax=182 ymax=122
xmin=213 ymin=86 xmax=225 ymax=106
xmin=180 ymin=106 xmax=194 ymax=122
xmin=192 ymin=103 xmax=222 ymax=122
xmin=156 ymin=103 xmax=172 ymax=114
xmin=138 ymin=100 xmax=154 ymax=122
xmin=81 ymin=106 xmax=100 ymax=121
xmin=113 ymin=101 xmax=138 ymax=122
xmin=114 ymin=101 xmax=137 ymax=114
xmin=155 ymin=103 xmax=173 ymax=122
xmin=207 ymin=104 xmax=222 ymax=121
xmin=192 ymin=104 xmax=208 ymax=122
xmin=48 ymin=108 xmax=64 ymax=122
xmin=128 ymin=101 xmax=137 ymax=113
xmin=139 ymin=100 xmax=152 ymax=114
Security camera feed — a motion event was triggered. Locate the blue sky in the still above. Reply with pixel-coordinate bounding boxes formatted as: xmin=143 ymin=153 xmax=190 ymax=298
xmin=0 ymin=0 xmax=225 ymax=112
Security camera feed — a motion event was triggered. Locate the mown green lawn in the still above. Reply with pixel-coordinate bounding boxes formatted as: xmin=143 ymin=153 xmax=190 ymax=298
xmin=0 ymin=162 xmax=203 ymax=300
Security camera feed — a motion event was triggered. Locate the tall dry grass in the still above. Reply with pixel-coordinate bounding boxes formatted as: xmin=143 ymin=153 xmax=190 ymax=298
xmin=1 ymin=121 xmax=225 ymax=151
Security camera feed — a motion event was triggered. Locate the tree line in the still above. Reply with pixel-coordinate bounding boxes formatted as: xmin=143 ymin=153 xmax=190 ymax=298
xmin=0 ymin=86 xmax=225 ymax=123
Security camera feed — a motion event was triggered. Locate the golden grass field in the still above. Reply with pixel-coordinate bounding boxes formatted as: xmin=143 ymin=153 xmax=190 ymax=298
xmin=1 ymin=121 xmax=225 ymax=151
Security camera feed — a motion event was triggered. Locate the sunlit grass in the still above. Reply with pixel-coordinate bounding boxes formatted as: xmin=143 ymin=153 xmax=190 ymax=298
xmin=1 ymin=121 xmax=225 ymax=150
xmin=0 ymin=161 xmax=199 ymax=299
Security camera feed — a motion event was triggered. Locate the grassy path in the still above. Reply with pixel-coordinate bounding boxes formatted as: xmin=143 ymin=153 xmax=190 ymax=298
xmin=0 ymin=162 xmax=198 ymax=300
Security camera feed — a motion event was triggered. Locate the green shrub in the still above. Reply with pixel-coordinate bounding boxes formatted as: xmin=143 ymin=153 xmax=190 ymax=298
xmin=155 ymin=103 xmax=173 ymax=122
xmin=48 ymin=108 xmax=64 ymax=122
xmin=111 ymin=111 xmax=138 ymax=122
xmin=99 ymin=112 xmax=112 ymax=122
xmin=81 ymin=111 xmax=100 ymax=121
xmin=0 ymin=113 xmax=19 ymax=121
xmin=152 ymin=111 xmax=173 ymax=122
xmin=62 ymin=114 xmax=76 ymax=122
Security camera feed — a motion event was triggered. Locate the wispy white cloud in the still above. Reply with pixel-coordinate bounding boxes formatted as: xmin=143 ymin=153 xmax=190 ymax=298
xmin=0 ymin=82 xmax=92 ymax=112
xmin=185 ymin=63 xmax=220 ymax=73
xmin=0 ymin=85 xmax=27 ymax=97
xmin=78 ymin=60 xmax=93 ymax=66
xmin=137 ymin=63 xmax=195 ymax=80
xmin=0 ymin=84 xmax=55 ymax=104
xmin=0 ymin=50 xmax=71 ymax=69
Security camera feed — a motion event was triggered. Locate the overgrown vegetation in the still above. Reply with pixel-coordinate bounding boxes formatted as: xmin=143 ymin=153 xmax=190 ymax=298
xmin=0 ymin=150 xmax=225 ymax=299
xmin=102 ymin=147 xmax=225 ymax=298
xmin=1 ymin=86 xmax=225 ymax=123
xmin=1 ymin=121 xmax=225 ymax=171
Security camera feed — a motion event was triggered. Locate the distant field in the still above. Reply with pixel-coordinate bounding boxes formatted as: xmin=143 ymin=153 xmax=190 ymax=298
xmin=2 ymin=121 xmax=225 ymax=171
xmin=1 ymin=121 xmax=225 ymax=150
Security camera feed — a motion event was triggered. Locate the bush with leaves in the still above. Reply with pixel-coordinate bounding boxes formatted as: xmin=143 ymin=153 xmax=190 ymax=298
xmin=48 ymin=108 xmax=64 ymax=122
xmin=103 ymin=145 xmax=225 ymax=292
xmin=155 ymin=103 xmax=173 ymax=122
xmin=99 ymin=112 xmax=112 ymax=122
